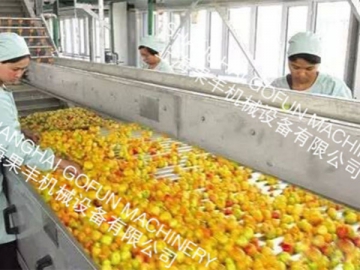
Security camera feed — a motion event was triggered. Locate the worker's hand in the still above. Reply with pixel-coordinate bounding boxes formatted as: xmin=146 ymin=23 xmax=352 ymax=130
xmin=22 ymin=129 xmax=40 ymax=144
xmin=55 ymin=157 xmax=83 ymax=177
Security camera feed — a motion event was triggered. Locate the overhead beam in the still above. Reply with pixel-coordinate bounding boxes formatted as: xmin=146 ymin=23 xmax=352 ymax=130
xmin=131 ymin=0 xmax=307 ymax=10
xmin=75 ymin=3 xmax=111 ymax=30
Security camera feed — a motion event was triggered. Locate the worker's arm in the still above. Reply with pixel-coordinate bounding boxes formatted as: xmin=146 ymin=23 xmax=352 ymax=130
xmin=0 ymin=99 xmax=82 ymax=175
xmin=21 ymin=128 xmax=40 ymax=144
xmin=0 ymin=106 xmax=54 ymax=171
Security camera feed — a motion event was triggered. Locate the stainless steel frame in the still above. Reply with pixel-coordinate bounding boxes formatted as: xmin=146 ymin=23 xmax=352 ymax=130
xmin=53 ymin=57 xmax=360 ymax=125
xmin=4 ymin=169 xmax=97 ymax=270
xmin=27 ymin=60 xmax=360 ymax=210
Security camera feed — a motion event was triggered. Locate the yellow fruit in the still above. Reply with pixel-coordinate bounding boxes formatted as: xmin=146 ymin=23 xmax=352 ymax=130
xmin=101 ymin=235 xmax=113 ymax=245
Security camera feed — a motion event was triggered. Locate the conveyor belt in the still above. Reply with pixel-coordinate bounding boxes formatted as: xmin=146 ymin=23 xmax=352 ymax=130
xmin=14 ymin=59 xmax=360 ymax=269
xmin=6 ymin=104 xmax=360 ymax=270
xmin=27 ymin=60 xmax=360 ymax=212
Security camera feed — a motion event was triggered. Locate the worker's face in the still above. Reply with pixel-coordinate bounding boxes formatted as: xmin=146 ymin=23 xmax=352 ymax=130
xmin=139 ymin=48 xmax=158 ymax=65
xmin=0 ymin=57 xmax=30 ymax=84
xmin=289 ymin=58 xmax=319 ymax=84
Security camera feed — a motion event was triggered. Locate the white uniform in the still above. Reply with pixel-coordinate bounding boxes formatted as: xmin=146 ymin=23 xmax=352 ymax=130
xmin=0 ymin=33 xmax=56 ymax=245
xmin=142 ymin=59 xmax=174 ymax=73
xmin=272 ymin=73 xmax=352 ymax=99
xmin=272 ymin=32 xmax=353 ymax=99
xmin=139 ymin=36 xmax=175 ymax=73
xmin=0 ymin=86 xmax=55 ymax=244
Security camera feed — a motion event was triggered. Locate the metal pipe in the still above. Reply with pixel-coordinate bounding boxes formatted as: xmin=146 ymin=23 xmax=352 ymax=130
xmin=53 ymin=0 xmax=60 ymax=48
xmin=35 ymin=0 xmax=43 ymax=16
xmin=99 ymin=0 xmax=105 ymax=63
xmin=148 ymin=0 xmax=155 ymax=35
xmin=110 ymin=1 xmax=115 ymax=54
xmin=43 ymin=13 xmax=59 ymax=48
xmin=89 ymin=16 xmax=96 ymax=62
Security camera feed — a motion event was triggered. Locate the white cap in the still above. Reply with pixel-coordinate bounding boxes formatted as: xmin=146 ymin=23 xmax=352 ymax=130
xmin=139 ymin=36 xmax=165 ymax=53
xmin=0 ymin=33 xmax=30 ymax=62
xmin=288 ymin=32 xmax=322 ymax=58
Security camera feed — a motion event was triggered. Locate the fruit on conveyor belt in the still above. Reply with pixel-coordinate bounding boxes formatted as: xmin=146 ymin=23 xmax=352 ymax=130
xmin=20 ymin=108 xmax=360 ymax=270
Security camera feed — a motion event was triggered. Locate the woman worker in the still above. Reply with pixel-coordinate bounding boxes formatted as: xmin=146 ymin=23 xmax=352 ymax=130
xmin=138 ymin=36 xmax=174 ymax=73
xmin=272 ymin=32 xmax=352 ymax=99
xmin=0 ymin=33 xmax=81 ymax=269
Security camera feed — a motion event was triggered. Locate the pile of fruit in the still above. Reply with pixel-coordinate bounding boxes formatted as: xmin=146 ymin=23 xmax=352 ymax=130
xmin=21 ymin=107 xmax=119 ymax=132
xmin=20 ymin=108 xmax=360 ymax=270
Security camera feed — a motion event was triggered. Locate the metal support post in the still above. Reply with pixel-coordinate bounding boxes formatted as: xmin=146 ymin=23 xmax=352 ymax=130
xmin=89 ymin=16 xmax=96 ymax=62
xmin=35 ymin=0 xmax=43 ymax=16
xmin=75 ymin=3 xmax=111 ymax=30
xmin=99 ymin=0 xmax=105 ymax=63
xmin=148 ymin=0 xmax=155 ymax=35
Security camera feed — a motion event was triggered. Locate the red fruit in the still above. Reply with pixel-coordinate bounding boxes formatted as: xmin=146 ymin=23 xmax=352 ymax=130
xmin=106 ymin=216 xmax=116 ymax=222
xmin=336 ymin=226 xmax=349 ymax=239
xmin=206 ymin=173 xmax=214 ymax=178
xmin=352 ymin=237 xmax=360 ymax=247
xmin=244 ymin=244 xmax=258 ymax=256
xmin=206 ymin=184 xmax=215 ymax=190
xmin=202 ymin=228 xmax=212 ymax=238
xmin=280 ymin=242 xmax=294 ymax=253
xmin=224 ymin=209 xmax=233 ymax=215
xmin=226 ymin=200 xmax=234 ymax=207
xmin=209 ymin=195 xmax=217 ymax=202
xmin=251 ymin=238 xmax=261 ymax=251
xmin=272 ymin=211 xmax=281 ymax=219
xmin=337 ymin=239 xmax=355 ymax=254
xmin=319 ymin=245 xmax=332 ymax=256
xmin=74 ymin=204 xmax=82 ymax=212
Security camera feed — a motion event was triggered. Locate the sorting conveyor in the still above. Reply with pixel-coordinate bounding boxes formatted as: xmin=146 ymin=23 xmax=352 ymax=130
xmin=28 ymin=58 xmax=360 ymax=210
xmin=3 ymin=57 xmax=360 ymax=269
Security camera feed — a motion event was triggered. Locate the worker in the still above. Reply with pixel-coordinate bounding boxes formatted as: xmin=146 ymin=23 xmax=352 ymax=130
xmin=0 ymin=33 xmax=82 ymax=269
xmin=138 ymin=36 xmax=174 ymax=73
xmin=271 ymin=32 xmax=352 ymax=99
